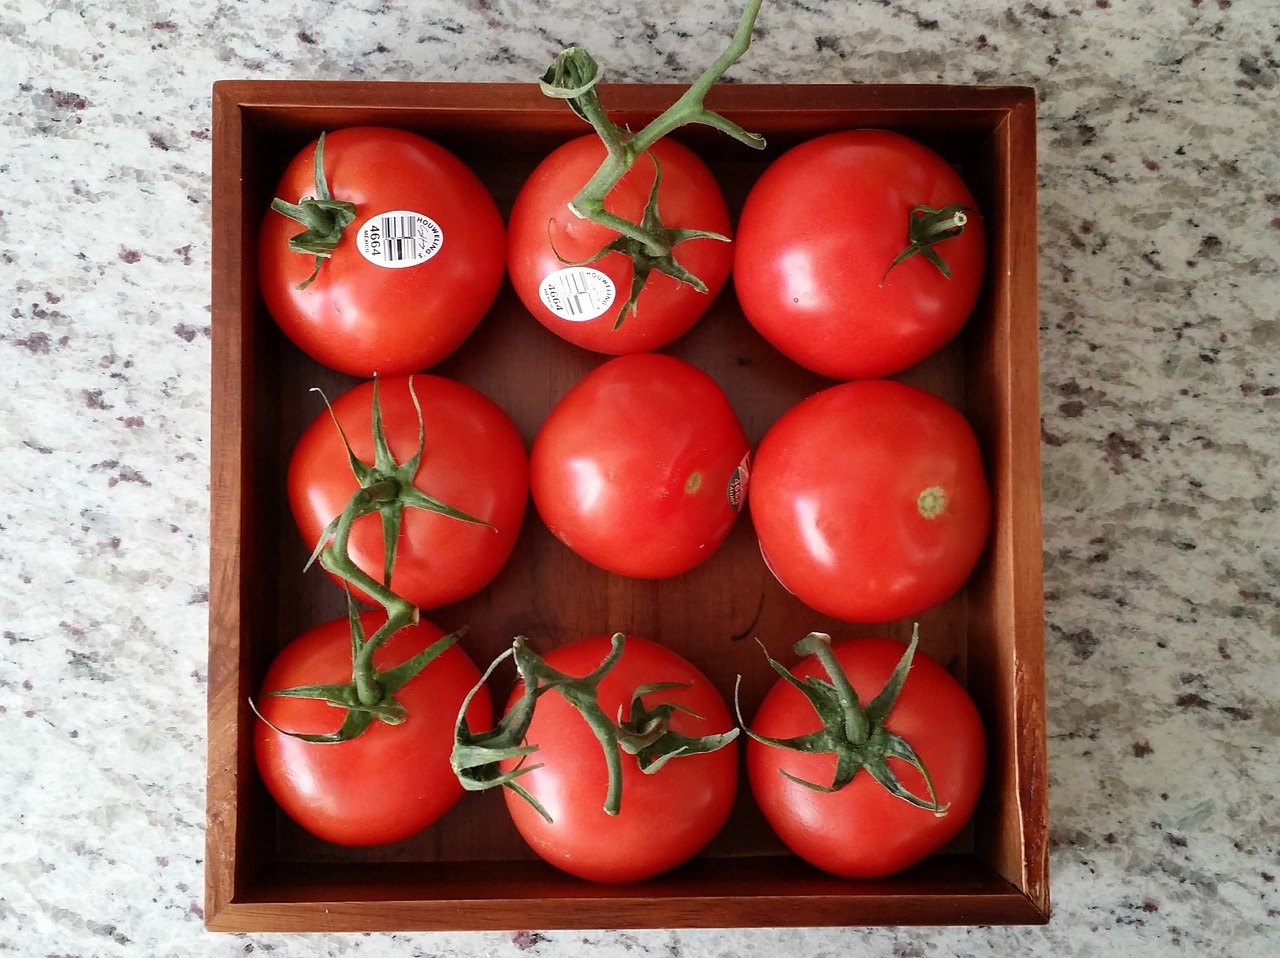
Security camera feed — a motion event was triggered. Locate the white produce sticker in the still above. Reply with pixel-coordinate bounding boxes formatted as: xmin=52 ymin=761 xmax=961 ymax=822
xmin=727 ymin=451 xmax=751 ymax=512
xmin=538 ymin=266 xmax=616 ymax=322
xmin=356 ymin=210 xmax=443 ymax=268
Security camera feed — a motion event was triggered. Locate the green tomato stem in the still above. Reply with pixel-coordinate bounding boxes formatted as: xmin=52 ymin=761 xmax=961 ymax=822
xmin=796 ymin=632 xmax=870 ymax=746
xmin=625 ymin=0 xmax=767 ymax=153
xmin=317 ymin=502 xmax=417 ymax=708
xmin=882 ymin=203 xmax=974 ymax=283
xmin=547 ymin=0 xmax=766 ymax=272
xmin=452 ymin=634 xmax=738 ymax=820
xmin=269 ymin=132 xmax=359 ymax=289
xmin=740 ymin=629 xmax=949 ymax=812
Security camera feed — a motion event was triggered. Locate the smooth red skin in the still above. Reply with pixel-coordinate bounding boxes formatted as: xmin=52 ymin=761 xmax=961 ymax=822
xmin=530 ymin=353 xmax=749 ymax=579
xmin=507 ymin=135 xmax=733 ymax=354
xmin=734 ymin=129 xmax=986 ymax=380
xmin=288 ymin=375 xmax=530 ymax=610
xmin=749 ymin=379 xmax=990 ymax=623
xmin=747 ymin=637 xmax=986 ymax=878
xmin=259 ymin=127 xmax=506 ymax=377
xmin=501 ymin=635 xmax=738 ymax=883
xmin=253 ymin=612 xmax=492 ymax=846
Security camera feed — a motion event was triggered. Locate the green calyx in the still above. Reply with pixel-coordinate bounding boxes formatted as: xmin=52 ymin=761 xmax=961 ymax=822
xmin=306 ymin=375 xmax=495 ymax=613
xmin=538 ymin=0 xmax=767 ymax=325
xmin=738 ymin=626 xmax=950 ymax=815
xmin=882 ymin=203 xmax=972 ymax=283
xmin=270 ymin=131 xmax=358 ymax=289
xmin=252 ymin=376 xmax=494 ymax=745
xmin=452 ymin=633 xmax=739 ymax=822
xmin=552 ymin=151 xmax=731 ymax=328
xmin=250 ymin=593 xmax=462 ymax=744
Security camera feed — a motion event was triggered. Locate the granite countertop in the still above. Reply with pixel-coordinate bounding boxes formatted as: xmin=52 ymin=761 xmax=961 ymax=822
xmin=2 ymin=0 xmax=1277 ymax=955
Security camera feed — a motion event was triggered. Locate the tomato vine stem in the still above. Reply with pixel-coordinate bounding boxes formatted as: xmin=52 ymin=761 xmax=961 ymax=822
xmin=538 ymin=0 xmax=766 ymax=321
xmin=256 ymin=377 xmax=494 ymax=742
xmin=452 ymin=634 xmax=739 ymax=821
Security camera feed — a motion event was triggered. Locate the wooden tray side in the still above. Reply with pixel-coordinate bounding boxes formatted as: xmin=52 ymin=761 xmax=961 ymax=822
xmin=999 ymin=89 xmax=1050 ymax=915
xmin=210 ymin=857 xmax=1046 ymax=932
xmin=207 ymin=81 xmax=252 ymax=923
xmin=959 ymin=89 xmax=1048 ymax=917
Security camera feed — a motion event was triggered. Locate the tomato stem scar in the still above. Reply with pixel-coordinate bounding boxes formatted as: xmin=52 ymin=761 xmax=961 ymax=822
xmin=917 ymin=485 xmax=947 ymax=519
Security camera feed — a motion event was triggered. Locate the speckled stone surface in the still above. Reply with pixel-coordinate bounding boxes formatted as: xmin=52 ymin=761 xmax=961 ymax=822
xmin=1 ymin=0 xmax=1277 ymax=955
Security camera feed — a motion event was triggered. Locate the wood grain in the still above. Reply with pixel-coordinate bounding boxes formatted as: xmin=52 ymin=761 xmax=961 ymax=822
xmin=207 ymin=81 xmax=1046 ymax=931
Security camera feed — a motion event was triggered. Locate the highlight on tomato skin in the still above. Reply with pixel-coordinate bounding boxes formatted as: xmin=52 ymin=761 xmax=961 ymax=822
xmin=252 ymin=612 xmax=493 ymax=847
xmin=258 ymin=126 xmax=508 ymax=378
xmin=748 ymin=378 xmax=991 ymax=624
xmin=743 ymin=631 xmax=987 ymax=879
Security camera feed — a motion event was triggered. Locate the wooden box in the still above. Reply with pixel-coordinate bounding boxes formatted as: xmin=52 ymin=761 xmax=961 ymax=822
xmin=207 ymin=80 xmax=1046 ymax=932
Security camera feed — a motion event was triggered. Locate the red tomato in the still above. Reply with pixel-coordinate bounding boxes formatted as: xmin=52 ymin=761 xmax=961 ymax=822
xmin=530 ymin=353 xmax=749 ymax=578
xmin=507 ymin=135 xmax=733 ymax=354
xmin=749 ymin=380 xmax=990 ymax=623
xmin=288 ymin=374 xmax=529 ymax=609
xmin=734 ymin=129 xmax=986 ymax=380
xmin=501 ymin=635 xmax=738 ymax=882
xmin=259 ymin=127 xmax=506 ymax=377
xmin=253 ymin=611 xmax=492 ymax=846
xmin=747 ymin=635 xmax=986 ymax=878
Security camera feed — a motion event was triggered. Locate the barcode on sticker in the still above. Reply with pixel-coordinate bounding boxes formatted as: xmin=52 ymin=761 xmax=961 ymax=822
xmin=357 ymin=210 xmax=443 ymax=269
xmin=539 ymin=266 xmax=616 ymax=322
xmin=381 ymin=214 xmax=418 ymax=262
